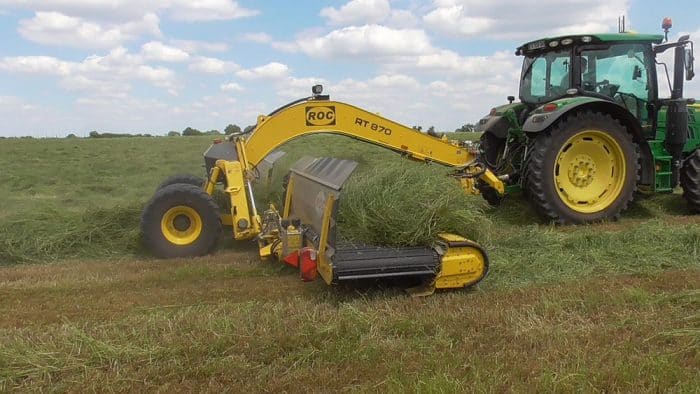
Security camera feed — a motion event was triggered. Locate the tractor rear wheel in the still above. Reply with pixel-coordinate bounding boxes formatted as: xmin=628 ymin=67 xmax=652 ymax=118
xmin=681 ymin=149 xmax=700 ymax=213
xmin=526 ymin=110 xmax=639 ymax=224
xmin=141 ymin=183 xmax=222 ymax=258
xmin=157 ymin=174 xmax=204 ymax=190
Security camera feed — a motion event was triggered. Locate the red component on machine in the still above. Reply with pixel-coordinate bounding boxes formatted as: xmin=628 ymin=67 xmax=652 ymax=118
xmin=283 ymin=250 xmax=299 ymax=268
xmin=299 ymin=247 xmax=317 ymax=282
xmin=282 ymin=248 xmax=317 ymax=281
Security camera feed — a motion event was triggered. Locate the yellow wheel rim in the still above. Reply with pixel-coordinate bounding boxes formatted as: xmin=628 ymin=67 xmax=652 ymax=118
xmin=160 ymin=205 xmax=203 ymax=245
xmin=554 ymin=130 xmax=626 ymax=214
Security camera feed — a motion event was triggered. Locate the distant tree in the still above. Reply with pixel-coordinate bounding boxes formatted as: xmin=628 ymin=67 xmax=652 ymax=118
xmin=455 ymin=123 xmax=476 ymax=133
xmin=167 ymin=131 xmax=180 ymax=137
xmin=243 ymin=125 xmax=255 ymax=133
xmin=66 ymin=133 xmax=78 ymax=139
xmin=89 ymin=130 xmax=100 ymax=138
xmin=182 ymin=127 xmax=202 ymax=136
xmin=412 ymin=125 xmax=422 ymax=132
xmin=224 ymin=124 xmax=242 ymax=135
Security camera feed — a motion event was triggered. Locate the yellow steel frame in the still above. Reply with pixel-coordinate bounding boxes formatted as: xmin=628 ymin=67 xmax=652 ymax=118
xmin=210 ymin=98 xmax=504 ymax=241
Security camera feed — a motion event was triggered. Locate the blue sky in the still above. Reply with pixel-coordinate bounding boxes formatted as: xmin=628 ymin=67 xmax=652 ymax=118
xmin=0 ymin=0 xmax=699 ymax=137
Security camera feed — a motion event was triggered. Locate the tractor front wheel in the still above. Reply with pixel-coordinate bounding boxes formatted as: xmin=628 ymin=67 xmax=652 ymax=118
xmin=141 ymin=183 xmax=222 ymax=258
xmin=526 ymin=111 xmax=639 ymax=224
xmin=681 ymin=149 xmax=700 ymax=213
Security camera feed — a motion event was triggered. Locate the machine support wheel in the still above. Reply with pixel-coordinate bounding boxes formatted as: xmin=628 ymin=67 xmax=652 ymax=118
xmin=525 ymin=110 xmax=639 ymax=224
xmin=681 ymin=149 xmax=700 ymax=213
xmin=141 ymin=183 xmax=222 ymax=258
xmin=157 ymin=174 xmax=204 ymax=191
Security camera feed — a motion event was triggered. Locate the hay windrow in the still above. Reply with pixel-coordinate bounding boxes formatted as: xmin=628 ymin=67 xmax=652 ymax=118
xmin=0 ymin=205 xmax=143 ymax=264
xmin=337 ymin=162 xmax=490 ymax=246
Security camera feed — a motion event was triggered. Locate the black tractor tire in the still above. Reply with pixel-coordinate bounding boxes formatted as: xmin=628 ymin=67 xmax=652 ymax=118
xmin=157 ymin=174 xmax=204 ymax=191
xmin=479 ymin=132 xmax=506 ymax=169
xmin=681 ymin=149 xmax=700 ymax=213
xmin=157 ymin=173 xmax=232 ymax=212
xmin=526 ymin=110 xmax=639 ymax=224
xmin=478 ymin=132 xmax=505 ymax=206
xmin=141 ymin=183 xmax=222 ymax=258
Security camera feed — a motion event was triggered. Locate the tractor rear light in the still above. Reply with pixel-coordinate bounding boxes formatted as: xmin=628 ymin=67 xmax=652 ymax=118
xmin=542 ymin=103 xmax=558 ymax=112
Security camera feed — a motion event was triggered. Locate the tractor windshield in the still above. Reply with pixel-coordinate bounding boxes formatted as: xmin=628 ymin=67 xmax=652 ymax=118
xmin=520 ymin=49 xmax=572 ymax=104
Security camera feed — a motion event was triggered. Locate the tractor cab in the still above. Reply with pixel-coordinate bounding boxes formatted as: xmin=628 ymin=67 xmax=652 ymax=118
xmin=517 ymin=34 xmax=664 ymax=129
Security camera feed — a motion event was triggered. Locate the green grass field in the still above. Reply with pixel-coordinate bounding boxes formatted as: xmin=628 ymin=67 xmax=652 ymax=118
xmin=0 ymin=134 xmax=698 ymax=391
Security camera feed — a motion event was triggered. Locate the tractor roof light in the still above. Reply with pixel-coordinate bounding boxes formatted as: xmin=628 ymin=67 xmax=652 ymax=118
xmin=581 ymin=36 xmax=593 ymax=43
xmin=561 ymin=38 xmax=574 ymax=45
xmin=549 ymin=41 xmax=559 ymax=48
xmin=662 ymin=17 xmax=673 ymax=31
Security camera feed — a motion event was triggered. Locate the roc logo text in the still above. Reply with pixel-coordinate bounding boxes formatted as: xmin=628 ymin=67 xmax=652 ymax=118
xmin=305 ymin=106 xmax=336 ymax=126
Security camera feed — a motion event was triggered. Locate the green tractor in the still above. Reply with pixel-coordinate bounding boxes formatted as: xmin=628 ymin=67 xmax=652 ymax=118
xmin=476 ymin=19 xmax=700 ymax=223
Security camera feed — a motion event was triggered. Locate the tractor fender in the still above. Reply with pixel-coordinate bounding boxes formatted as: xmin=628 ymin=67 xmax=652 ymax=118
xmin=523 ymin=97 xmax=655 ymax=186
xmin=475 ymin=102 xmax=526 ymax=139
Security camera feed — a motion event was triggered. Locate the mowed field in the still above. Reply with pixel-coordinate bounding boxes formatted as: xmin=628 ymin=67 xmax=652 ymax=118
xmin=0 ymin=134 xmax=698 ymax=392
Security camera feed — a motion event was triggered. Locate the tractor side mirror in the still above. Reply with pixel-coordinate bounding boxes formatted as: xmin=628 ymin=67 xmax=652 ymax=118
xmin=633 ymin=65 xmax=642 ymax=80
xmin=685 ymin=47 xmax=695 ymax=80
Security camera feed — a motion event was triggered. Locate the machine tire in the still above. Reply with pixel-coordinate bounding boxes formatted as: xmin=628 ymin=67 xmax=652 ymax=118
xmin=478 ymin=132 xmax=505 ymax=206
xmin=157 ymin=174 xmax=204 ymax=190
xmin=681 ymin=149 xmax=700 ymax=213
xmin=526 ymin=110 xmax=639 ymax=224
xmin=141 ymin=183 xmax=222 ymax=258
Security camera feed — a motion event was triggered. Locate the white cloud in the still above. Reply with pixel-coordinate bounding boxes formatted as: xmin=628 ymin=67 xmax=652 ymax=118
xmin=320 ymin=0 xmax=391 ymax=26
xmin=240 ymin=32 xmax=272 ymax=43
xmin=2 ymin=0 xmax=259 ymax=22
xmin=220 ymin=82 xmax=244 ymax=92
xmin=141 ymin=41 xmax=190 ymax=62
xmin=423 ymin=5 xmax=491 ymax=38
xmin=423 ymin=0 xmax=629 ymax=40
xmin=0 ymin=47 xmax=178 ymax=97
xmin=0 ymin=55 xmax=71 ymax=76
xmin=236 ymin=62 xmax=289 ymax=80
xmin=18 ymin=11 xmax=160 ymax=48
xmin=170 ymin=39 xmax=229 ymax=53
xmin=188 ymin=56 xmax=239 ymax=74
xmin=296 ymin=25 xmax=433 ymax=58
xmin=167 ymin=0 xmax=258 ymax=21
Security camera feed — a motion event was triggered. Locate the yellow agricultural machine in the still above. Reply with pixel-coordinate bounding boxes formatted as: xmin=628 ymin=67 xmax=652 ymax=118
xmin=141 ymin=87 xmax=494 ymax=294
xmin=142 ymin=23 xmax=700 ymax=293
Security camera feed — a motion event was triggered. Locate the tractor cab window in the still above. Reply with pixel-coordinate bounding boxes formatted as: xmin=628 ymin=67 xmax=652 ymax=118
xmin=580 ymin=44 xmax=652 ymax=121
xmin=520 ymin=49 xmax=571 ymax=104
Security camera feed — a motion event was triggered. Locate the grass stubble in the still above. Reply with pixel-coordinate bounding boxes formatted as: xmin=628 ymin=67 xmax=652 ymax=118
xmin=0 ymin=134 xmax=698 ymax=391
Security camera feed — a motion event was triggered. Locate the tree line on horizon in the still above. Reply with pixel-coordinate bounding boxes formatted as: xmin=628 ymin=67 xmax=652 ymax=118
xmin=0 ymin=123 xmax=478 ymax=139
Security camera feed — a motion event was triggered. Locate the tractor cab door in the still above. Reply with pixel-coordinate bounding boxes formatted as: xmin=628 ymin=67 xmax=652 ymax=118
xmin=577 ymin=43 xmax=656 ymax=134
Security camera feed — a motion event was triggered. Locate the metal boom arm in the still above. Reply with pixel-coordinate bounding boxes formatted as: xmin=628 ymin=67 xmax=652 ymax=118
xmin=244 ymin=98 xmax=479 ymax=168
